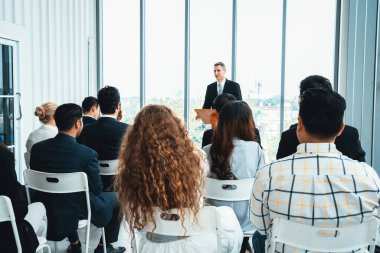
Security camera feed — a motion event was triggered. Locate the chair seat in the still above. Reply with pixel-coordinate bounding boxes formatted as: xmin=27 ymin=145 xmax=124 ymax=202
xmin=78 ymin=219 xmax=88 ymax=228
xmin=243 ymin=229 xmax=256 ymax=237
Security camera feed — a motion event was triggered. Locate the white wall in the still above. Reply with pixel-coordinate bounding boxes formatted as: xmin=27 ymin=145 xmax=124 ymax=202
xmin=0 ymin=0 xmax=98 ymax=173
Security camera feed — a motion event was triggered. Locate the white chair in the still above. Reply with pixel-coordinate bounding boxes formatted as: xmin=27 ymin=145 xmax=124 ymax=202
xmin=270 ymin=217 xmax=379 ymax=253
xmin=131 ymin=206 xmax=222 ymax=253
xmin=98 ymin=159 xmax=119 ymax=176
xmin=23 ymin=170 xmax=107 ymax=253
xmin=0 ymin=195 xmax=51 ymax=253
xmin=205 ymin=177 xmax=255 ymax=237
xmin=24 ymin=152 xmax=30 ymax=169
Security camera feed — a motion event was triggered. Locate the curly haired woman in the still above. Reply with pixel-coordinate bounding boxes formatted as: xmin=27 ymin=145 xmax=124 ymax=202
xmin=115 ymin=104 xmax=242 ymax=253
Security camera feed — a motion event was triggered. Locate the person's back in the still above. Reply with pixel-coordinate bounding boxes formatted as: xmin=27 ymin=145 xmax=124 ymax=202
xmin=116 ymin=105 xmax=243 ymax=253
xmin=30 ymin=103 xmax=125 ymax=253
xmin=276 ymin=75 xmax=366 ymax=162
xmin=203 ymin=101 xmax=264 ymax=253
xmin=250 ymin=88 xmax=380 ymax=253
xmin=25 ymin=102 xmax=58 ymax=167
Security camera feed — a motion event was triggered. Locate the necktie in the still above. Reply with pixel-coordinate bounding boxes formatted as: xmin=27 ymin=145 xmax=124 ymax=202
xmin=218 ymin=84 xmax=222 ymax=95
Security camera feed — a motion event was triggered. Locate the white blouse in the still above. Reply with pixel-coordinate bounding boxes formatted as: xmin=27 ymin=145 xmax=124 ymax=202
xmin=25 ymin=124 xmax=58 ymax=167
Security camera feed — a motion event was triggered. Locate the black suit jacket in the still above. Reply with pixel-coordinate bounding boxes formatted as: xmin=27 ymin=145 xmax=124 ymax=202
xmin=82 ymin=115 xmax=97 ymax=126
xmin=276 ymin=124 xmax=366 ymax=162
xmin=0 ymin=145 xmax=38 ymax=253
xmin=202 ymin=79 xmax=242 ymax=109
xmin=30 ymin=133 xmax=104 ymax=240
xmin=202 ymin=127 xmax=262 ymax=148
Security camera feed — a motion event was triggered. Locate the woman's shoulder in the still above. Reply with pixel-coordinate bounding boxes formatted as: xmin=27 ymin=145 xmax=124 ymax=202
xmin=233 ymin=139 xmax=260 ymax=149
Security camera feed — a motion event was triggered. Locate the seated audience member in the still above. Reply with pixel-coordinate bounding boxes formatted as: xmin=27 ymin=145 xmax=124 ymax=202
xmin=250 ymin=89 xmax=380 ymax=253
xmin=30 ymin=104 xmax=125 ymax=253
xmin=0 ymin=142 xmax=47 ymax=253
xmin=79 ymin=86 xmax=129 ymax=191
xmin=202 ymin=94 xmax=261 ymax=148
xmin=276 ymin=75 xmax=366 ymax=162
xmin=203 ymin=101 xmax=265 ymax=253
xmin=115 ymin=104 xmax=243 ymax=253
xmin=25 ymin=102 xmax=58 ymax=167
xmin=82 ymin=96 xmax=100 ymax=126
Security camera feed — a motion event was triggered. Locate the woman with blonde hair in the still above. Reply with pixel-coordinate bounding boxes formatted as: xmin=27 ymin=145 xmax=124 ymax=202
xmin=25 ymin=102 xmax=58 ymax=167
xmin=115 ymin=104 xmax=242 ymax=253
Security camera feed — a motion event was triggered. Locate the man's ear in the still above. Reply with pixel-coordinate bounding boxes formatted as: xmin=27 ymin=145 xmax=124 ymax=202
xmin=336 ymin=122 xmax=345 ymax=137
xmin=75 ymin=118 xmax=82 ymax=129
xmin=297 ymin=116 xmax=303 ymax=130
xmin=91 ymin=106 xmax=97 ymax=113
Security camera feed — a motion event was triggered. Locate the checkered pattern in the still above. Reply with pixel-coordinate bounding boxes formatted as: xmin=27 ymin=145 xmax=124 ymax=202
xmin=249 ymin=143 xmax=380 ymax=253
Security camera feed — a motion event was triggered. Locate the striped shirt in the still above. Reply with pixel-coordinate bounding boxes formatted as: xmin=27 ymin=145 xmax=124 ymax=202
xmin=249 ymin=143 xmax=380 ymax=253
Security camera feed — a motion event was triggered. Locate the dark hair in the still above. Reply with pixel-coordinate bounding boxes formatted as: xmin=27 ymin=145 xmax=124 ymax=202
xmin=214 ymin=62 xmax=226 ymax=69
xmin=300 ymin=75 xmax=332 ymax=95
xmin=82 ymin=96 xmax=98 ymax=113
xmin=212 ymin=93 xmax=237 ymax=112
xmin=210 ymin=101 xmax=257 ymax=179
xmin=299 ymin=88 xmax=346 ymax=139
xmin=54 ymin=103 xmax=83 ymax=131
xmin=97 ymin=86 xmax=120 ymax=114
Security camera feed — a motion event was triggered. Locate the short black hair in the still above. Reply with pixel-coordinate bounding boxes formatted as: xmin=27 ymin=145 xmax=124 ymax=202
xmin=54 ymin=103 xmax=83 ymax=131
xmin=97 ymin=86 xmax=120 ymax=114
xmin=299 ymin=88 xmax=346 ymax=139
xmin=300 ymin=75 xmax=332 ymax=95
xmin=212 ymin=93 xmax=237 ymax=112
xmin=81 ymin=96 xmax=98 ymax=113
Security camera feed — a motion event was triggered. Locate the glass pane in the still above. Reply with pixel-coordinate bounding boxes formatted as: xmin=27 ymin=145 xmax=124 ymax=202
xmin=0 ymin=98 xmax=14 ymax=146
xmin=103 ymin=0 xmax=140 ymax=124
xmin=189 ymin=0 xmax=232 ymax=147
xmin=236 ymin=0 xmax=283 ymax=161
xmin=284 ymin=0 xmax=336 ymax=129
xmin=0 ymin=44 xmax=13 ymax=95
xmin=145 ymin=0 xmax=185 ymax=119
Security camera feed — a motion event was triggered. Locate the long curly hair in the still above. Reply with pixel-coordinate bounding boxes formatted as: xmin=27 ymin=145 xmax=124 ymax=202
xmin=115 ymin=104 xmax=204 ymax=232
xmin=210 ymin=101 xmax=257 ymax=179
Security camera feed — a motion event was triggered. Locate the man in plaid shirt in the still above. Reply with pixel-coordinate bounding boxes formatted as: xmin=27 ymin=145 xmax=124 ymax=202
xmin=250 ymin=88 xmax=380 ymax=253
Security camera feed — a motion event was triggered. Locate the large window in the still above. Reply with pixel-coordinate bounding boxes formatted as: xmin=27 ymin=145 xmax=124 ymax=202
xmin=236 ymin=0 xmax=283 ymax=159
xmin=101 ymin=0 xmax=337 ymax=161
xmin=103 ymin=0 xmax=140 ymax=124
xmin=145 ymin=0 xmax=184 ymax=119
xmin=189 ymin=0 xmax=232 ymax=145
xmin=284 ymin=0 xmax=336 ymax=129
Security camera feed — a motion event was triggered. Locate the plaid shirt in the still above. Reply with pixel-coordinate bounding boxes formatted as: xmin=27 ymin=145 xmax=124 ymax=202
xmin=249 ymin=143 xmax=380 ymax=253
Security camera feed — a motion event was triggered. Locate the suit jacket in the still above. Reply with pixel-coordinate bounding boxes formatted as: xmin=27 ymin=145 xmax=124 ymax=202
xmin=0 ymin=144 xmax=38 ymax=253
xmin=276 ymin=123 xmax=366 ymax=162
xmin=202 ymin=79 xmax=242 ymax=109
xmin=82 ymin=115 xmax=97 ymax=126
xmin=78 ymin=117 xmax=128 ymax=160
xmin=30 ymin=133 xmax=104 ymax=240
xmin=202 ymin=127 xmax=262 ymax=148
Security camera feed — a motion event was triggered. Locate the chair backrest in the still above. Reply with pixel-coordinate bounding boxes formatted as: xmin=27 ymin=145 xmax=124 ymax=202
xmin=139 ymin=206 xmax=221 ymax=252
xmin=23 ymin=170 xmax=91 ymax=219
xmin=270 ymin=218 xmax=379 ymax=253
xmin=24 ymin=152 xmax=30 ymax=169
xmin=98 ymin=159 xmax=118 ymax=176
xmin=205 ymin=177 xmax=255 ymax=201
xmin=0 ymin=195 xmax=22 ymax=252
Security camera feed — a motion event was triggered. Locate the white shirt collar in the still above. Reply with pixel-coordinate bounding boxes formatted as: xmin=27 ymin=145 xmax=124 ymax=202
xmin=100 ymin=114 xmax=117 ymax=119
xmin=83 ymin=115 xmax=96 ymax=120
xmin=217 ymin=78 xmax=226 ymax=86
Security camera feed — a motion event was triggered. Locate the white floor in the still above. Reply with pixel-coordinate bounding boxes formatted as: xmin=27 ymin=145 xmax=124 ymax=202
xmin=42 ymin=222 xmax=133 ymax=253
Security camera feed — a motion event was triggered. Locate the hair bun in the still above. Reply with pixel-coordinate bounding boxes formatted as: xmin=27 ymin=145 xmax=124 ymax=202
xmin=34 ymin=106 xmax=46 ymax=119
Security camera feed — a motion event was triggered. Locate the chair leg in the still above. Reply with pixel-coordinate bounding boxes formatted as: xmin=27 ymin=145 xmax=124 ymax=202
xmin=102 ymin=228 xmax=107 ymax=253
xmin=84 ymin=222 xmax=91 ymax=253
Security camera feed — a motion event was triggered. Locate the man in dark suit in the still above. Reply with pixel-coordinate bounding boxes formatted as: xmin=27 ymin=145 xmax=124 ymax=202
xmin=82 ymin=96 xmax=99 ymax=126
xmin=276 ymin=75 xmax=366 ymax=162
xmin=202 ymin=62 xmax=242 ymax=109
xmin=30 ymin=104 xmax=125 ymax=253
xmin=78 ymin=86 xmax=129 ymax=191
